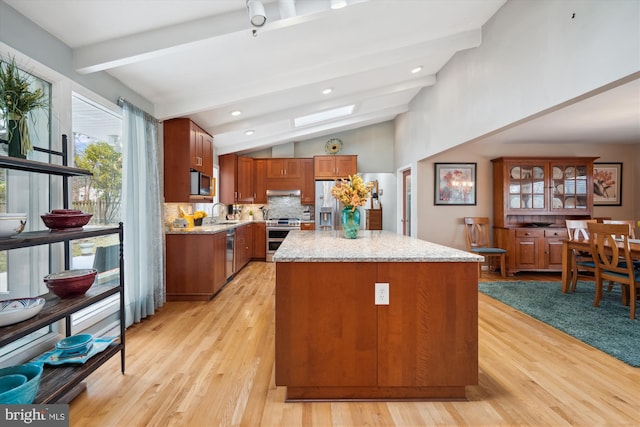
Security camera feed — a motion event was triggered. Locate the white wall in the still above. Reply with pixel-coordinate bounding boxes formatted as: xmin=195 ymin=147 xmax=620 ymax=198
xmin=395 ymin=0 xmax=640 ymax=243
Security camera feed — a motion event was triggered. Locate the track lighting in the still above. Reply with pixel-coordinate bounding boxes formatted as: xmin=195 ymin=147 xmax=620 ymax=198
xmin=247 ymin=0 xmax=266 ymax=27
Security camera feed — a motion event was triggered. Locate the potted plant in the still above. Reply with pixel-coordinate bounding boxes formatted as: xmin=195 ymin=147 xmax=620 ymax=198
xmin=0 ymin=57 xmax=47 ymax=158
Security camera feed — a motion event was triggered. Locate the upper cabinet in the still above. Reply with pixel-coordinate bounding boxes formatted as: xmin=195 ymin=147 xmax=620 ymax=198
xmin=267 ymin=158 xmax=301 ymax=179
xmin=163 ymin=118 xmax=214 ymax=202
xmin=492 ymin=157 xmax=598 ymax=228
xmin=253 ymin=159 xmax=268 ymax=204
xmin=219 ymin=154 xmax=254 ymax=204
xmin=300 ymin=158 xmax=314 ymax=204
xmin=314 ymin=155 xmax=357 ymax=179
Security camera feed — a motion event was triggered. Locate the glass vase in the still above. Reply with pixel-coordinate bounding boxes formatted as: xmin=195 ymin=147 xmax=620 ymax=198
xmin=341 ymin=206 xmax=360 ymax=239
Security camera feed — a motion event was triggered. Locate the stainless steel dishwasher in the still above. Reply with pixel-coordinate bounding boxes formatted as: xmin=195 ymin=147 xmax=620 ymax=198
xmin=225 ymin=228 xmax=235 ymax=281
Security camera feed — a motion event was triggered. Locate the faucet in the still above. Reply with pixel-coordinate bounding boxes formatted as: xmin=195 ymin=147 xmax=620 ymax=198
xmin=211 ymin=203 xmax=228 ymax=222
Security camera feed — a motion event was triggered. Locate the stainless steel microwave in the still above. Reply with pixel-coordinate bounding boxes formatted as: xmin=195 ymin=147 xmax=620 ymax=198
xmin=190 ymin=170 xmax=211 ymax=196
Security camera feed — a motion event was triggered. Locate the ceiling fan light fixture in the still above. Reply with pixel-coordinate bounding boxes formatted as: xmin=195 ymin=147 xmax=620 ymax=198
xmin=247 ymin=0 xmax=267 ymax=27
xmin=330 ymin=0 xmax=348 ymax=9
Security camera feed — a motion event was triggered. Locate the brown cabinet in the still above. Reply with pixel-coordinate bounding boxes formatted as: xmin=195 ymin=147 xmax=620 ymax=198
xmin=491 ymin=156 xmax=597 ymax=274
xmin=253 ymin=159 xmax=268 ymax=204
xmin=300 ymin=158 xmax=315 ymax=204
xmin=166 ymin=232 xmax=227 ymax=301
xmin=235 ymin=224 xmax=253 ymax=270
xmin=252 ymin=222 xmax=266 ymax=259
xmin=365 ymin=209 xmax=382 ymax=230
xmin=275 ymin=261 xmax=478 ymax=399
xmin=300 ymin=222 xmax=315 ymax=231
xmin=219 ymin=154 xmax=254 ymax=204
xmin=163 ymin=118 xmax=214 ymax=202
xmin=267 ymin=158 xmax=301 ymax=178
xmin=314 ymin=155 xmax=357 ymax=179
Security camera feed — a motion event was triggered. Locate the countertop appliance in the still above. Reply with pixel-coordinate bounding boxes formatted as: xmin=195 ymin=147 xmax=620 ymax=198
xmin=226 ymin=228 xmax=235 ymax=281
xmin=266 ymin=218 xmax=301 ymax=262
xmin=315 ymin=181 xmax=343 ymax=230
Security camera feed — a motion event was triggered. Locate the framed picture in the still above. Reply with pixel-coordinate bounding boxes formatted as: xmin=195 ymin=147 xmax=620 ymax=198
xmin=434 ymin=163 xmax=477 ymax=205
xmin=593 ymin=162 xmax=622 ymax=206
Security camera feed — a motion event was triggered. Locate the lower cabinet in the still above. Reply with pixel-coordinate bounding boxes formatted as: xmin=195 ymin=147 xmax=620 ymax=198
xmin=235 ymin=224 xmax=253 ymax=271
xmin=166 ymin=232 xmax=227 ymax=301
xmin=498 ymin=227 xmax=568 ymax=274
xmin=252 ymin=222 xmax=266 ymax=259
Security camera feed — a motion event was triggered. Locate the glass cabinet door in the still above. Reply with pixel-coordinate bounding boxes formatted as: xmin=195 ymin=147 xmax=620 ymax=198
xmin=508 ymin=163 xmax=546 ymax=210
xmin=550 ymin=163 xmax=589 ymax=211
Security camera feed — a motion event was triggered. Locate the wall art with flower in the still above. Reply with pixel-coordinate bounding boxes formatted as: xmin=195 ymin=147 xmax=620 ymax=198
xmin=593 ymin=162 xmax=622 ymax=206
xmin=434 ymin=163 xmax=477 ymax=205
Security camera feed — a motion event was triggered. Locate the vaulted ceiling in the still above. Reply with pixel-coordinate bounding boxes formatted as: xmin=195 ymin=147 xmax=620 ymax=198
xmin=4 ymin=0 xmax=638 ymax=156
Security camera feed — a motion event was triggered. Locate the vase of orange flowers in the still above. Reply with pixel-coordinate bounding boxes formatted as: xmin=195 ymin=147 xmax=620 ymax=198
xmin=331 ymin=174 xmax=372 ymax=239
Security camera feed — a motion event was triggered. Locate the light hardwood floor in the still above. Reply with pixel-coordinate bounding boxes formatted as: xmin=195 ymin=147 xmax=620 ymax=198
xmin=69 ymin=262 xmax=639 ymax=426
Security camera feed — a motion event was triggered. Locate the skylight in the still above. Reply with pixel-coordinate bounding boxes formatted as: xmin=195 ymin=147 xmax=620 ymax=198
xmin=293 ymin=105 xmax=355 ymax=127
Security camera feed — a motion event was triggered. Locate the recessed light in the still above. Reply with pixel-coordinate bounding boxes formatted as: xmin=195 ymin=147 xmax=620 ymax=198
xmin=322 ymin=88 xmax=333 ymax=95
xmin=411 ymin=66 xmax=423 ymax=74
xmin=245 ymin=130 xmax=255 ymax=136
xmin=231 ymin=110 xmax=242 ymax=116
xmin=293 ymin=105 xmax=355 ymax=127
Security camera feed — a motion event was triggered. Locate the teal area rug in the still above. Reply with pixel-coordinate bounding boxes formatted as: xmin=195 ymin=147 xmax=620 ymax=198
xmin=478 ymin=281 xmax=639 ymax=367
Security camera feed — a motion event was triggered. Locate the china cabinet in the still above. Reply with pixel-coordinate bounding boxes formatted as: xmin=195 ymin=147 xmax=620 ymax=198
xmin=491 ymin=156 xmax=597 ymax=275
xmin=0 ymin=141 xmax=125 ymax=403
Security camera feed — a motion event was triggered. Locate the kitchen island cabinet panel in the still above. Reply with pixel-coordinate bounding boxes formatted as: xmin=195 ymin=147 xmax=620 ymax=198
xmin=377 ymin=263 xmax=477 ymax=387
xmin=275 ymin=262 xmax=378 ymax=387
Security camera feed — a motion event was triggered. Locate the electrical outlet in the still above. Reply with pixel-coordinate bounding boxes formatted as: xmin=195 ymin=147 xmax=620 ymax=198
xmin=375 ymin=282 xmax=389 ymax=305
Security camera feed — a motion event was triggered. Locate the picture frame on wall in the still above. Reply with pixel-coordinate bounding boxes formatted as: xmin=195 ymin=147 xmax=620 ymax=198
xmin=593 ymin=162 xmax=622 ymax=206
xmin=434 ymin=163 xmax=477 ymax=205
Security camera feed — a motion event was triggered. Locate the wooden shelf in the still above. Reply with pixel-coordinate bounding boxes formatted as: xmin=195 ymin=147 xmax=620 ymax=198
xmin=0 ymin=284 xmax=121 ymax=347
xmin=0 ymin=226 xmax=121 ymax=251
xmin=34 ymin=343 xmax=124 ymax=404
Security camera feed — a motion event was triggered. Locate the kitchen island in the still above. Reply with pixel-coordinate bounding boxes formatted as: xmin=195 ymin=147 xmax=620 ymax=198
xmin=273 ymin=230 xmax=483 ymax=401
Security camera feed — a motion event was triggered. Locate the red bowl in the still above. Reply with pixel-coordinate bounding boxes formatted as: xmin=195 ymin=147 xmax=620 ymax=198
xmin=43 ymin=269 xmax=97 ymax=298
xmin=41 ymin=213 xmax=92 ymax=230
xmin=50 ymin=209 xmax=83 ymax=215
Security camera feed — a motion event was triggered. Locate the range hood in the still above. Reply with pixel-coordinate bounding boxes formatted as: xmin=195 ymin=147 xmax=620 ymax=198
xmin=266 ymin=189 xmax=301 ymax=197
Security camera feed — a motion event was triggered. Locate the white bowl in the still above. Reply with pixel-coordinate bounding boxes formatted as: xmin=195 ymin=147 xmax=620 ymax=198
xmin=0 ymin=213 xmax=27 ymax=238
xmin=0 ymin=298 xmax=46 ymax=327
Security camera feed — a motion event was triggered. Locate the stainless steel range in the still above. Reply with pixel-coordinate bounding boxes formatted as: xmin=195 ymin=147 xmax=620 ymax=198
xmin=266 ymin=218 xmax=301 ymax=262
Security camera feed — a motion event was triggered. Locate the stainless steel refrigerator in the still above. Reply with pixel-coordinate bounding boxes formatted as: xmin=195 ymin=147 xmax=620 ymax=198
xmin=315 ymin=181 xmax=343 ymax=230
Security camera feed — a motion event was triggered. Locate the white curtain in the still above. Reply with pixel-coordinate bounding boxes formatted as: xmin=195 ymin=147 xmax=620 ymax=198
xmin=120 ymin=99 xmax=165 ymax=326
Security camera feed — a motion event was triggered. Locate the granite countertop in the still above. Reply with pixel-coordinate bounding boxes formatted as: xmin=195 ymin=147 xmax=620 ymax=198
xmin=165 ymin=220 xmax=259 ymax=235
xmin=273 ymin=230 xmax=484 ymax=263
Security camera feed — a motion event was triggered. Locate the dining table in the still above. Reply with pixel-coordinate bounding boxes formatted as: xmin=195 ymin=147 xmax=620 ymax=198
xmin=561 ymin=237 xmax=640 ymax=293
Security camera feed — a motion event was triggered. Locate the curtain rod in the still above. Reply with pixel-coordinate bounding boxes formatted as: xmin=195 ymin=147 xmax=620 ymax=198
xmin=117 ymin=97 xmax=160 ymax=123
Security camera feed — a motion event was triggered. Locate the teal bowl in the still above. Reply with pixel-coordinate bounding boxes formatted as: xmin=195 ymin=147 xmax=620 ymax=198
xmin=0 ymin=374 xmax=27 ymax=394
xmin=0 ymin=363 xmax=43 ymax=404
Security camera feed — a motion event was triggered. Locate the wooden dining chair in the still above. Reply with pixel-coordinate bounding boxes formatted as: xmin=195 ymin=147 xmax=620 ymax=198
xmin=464 ymin=217 xmax=506 ymax=278
xmin=602 ymin=219 xmax=637 ymax=239
xmin=587 ymin=222 xmax=640 ymax=319
xmin=565 ymin=219 xmax=597 ymax=292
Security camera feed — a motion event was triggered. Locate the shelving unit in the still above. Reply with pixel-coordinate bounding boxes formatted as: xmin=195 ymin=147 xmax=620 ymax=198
xmin=0 ymin=140 xmax=125 ymax=403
